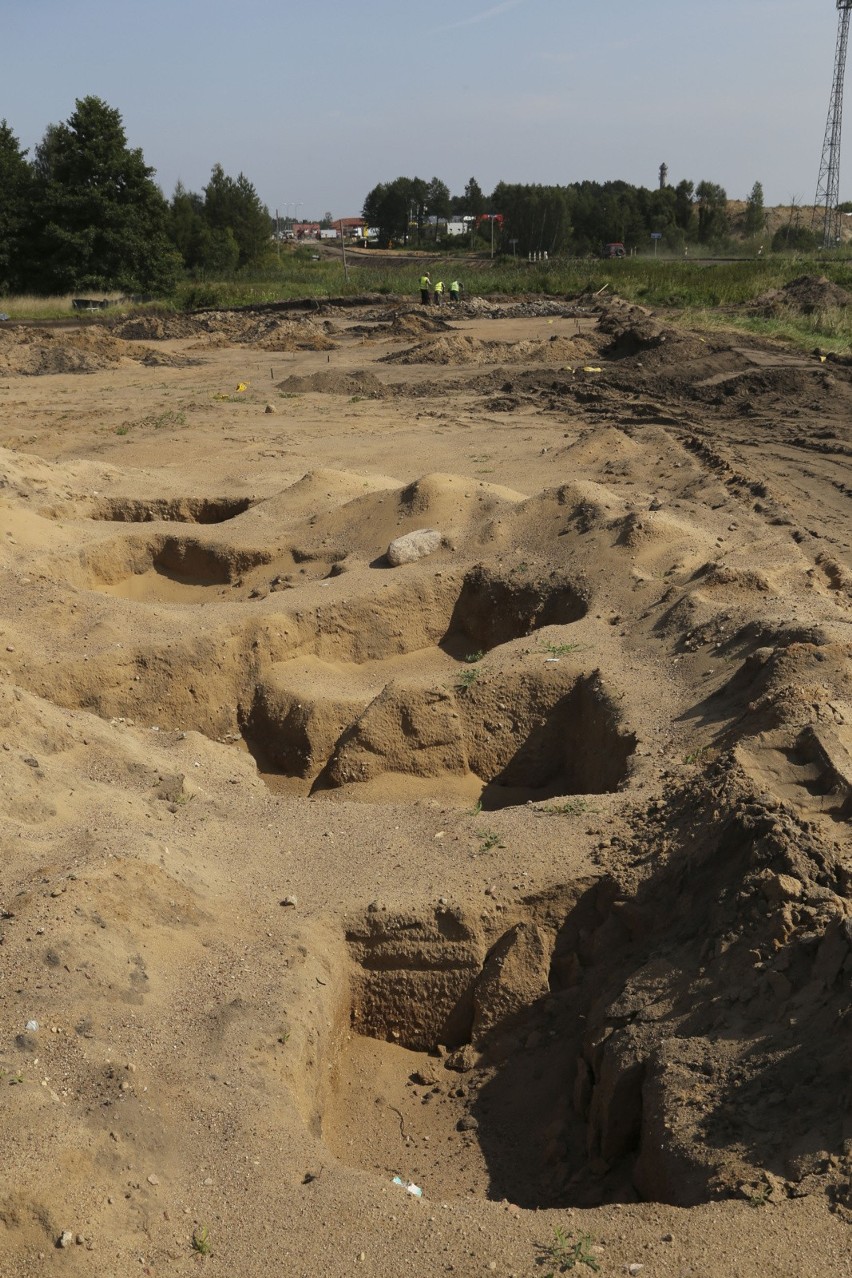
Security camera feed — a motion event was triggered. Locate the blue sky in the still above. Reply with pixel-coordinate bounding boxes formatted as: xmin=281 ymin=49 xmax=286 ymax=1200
xmin=2 ymin=0 xmax=840 ymax=217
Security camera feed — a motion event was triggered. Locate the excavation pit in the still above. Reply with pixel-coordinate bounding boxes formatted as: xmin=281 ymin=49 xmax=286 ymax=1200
xmin=87 ymin=495 xmax=254 ymax=523
xmin=325 ymin=901 xmax=616 ymax=1208
xmin=80 ymin=534 xmax=273 ymax=603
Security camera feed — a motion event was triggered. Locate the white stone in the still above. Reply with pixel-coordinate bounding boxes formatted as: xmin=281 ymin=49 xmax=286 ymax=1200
xmin=386 ymin=528 xmax=442 ymax=566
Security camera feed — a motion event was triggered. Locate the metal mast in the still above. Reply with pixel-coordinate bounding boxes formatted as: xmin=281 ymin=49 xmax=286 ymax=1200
xmin=814 ymin=1 xmax=852 ymax=248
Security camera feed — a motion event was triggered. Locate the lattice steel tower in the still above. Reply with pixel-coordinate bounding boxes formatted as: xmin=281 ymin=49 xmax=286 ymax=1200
xmin=814 ymin=1 xmax=852 ymax=248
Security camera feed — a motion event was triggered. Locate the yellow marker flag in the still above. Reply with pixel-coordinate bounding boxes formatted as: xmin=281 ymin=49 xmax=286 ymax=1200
xmin=236 ymin=382 xmax=247 ymax=392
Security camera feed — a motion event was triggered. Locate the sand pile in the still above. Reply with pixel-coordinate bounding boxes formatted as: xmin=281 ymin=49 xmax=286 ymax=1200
xmin=0 ymin=326 xmax=198 ymax=375
xmin=276 ymin=369 xmax=391 ymax=397
xmin=382 ymin=333 xmax=585 ymax=367
xmin=114 ymin=310 xmax=336 ymax=351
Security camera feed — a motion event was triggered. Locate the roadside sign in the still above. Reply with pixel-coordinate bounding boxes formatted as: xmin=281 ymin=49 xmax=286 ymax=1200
xmin=651 ymin=231 xmax=663 ymax=257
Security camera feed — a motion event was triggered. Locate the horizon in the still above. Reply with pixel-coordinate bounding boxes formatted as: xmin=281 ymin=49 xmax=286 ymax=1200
xmin=5 ymin=0 xmax=846 ymax=220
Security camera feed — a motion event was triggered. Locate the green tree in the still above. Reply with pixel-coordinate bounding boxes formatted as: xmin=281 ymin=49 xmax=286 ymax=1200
xmin=203 ymin=164 xmax=270 ymax=268
xmin=673 ymin=179 xmax=695 ymax=233
xmin=0 ymin=120 xmax=32 ymax=291
xmin=426 ymin=176 xmax=451 ymax=236
xmin=695 ymin=180 xmax=728 ymax=244
xmin=169 ymin=181 xmax=207 ymax=271
xmin=31 ymin=96 xmax=178 ymax=293
xmin=462 ymin=176 xmax=486 ymax=219
xmin=362 ymin=177 xmax=413 ymax=246
xmin=771 ymin=225 xmax=818 ymax=253
xmin=744 ymin=181 xmax=765 ymax=237
xmin=491 ymin=182 xmax=572 ymax=256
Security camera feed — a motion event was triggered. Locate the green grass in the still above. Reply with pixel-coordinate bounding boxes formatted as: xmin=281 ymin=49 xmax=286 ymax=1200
xmin=679 ymin=304 xmax=852 ymax=355
xmin=5 ymin=251 xmax=852 ymax=349
xmin=539 ymin=799 xmax=590 ymax=817
xmin=456 ymin=666 xmax=481 ymax=690
xmin=191 ymin=1225 xmax=212 ymax=1256
xmin=476 ymin=828 xmax=505 ymax=853
xmin=542 ymin=1226 xmax=600 ymax=1274
xmin=540 ymin=640 xmax=584 ymax=657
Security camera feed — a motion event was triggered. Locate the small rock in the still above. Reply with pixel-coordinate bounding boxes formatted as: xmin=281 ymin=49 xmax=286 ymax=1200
xmin=57 ymin=1231 xmax=74 ymax=1249
xmin=147 ymin=1174 xmax=160 ymax=1186
xmin=264 ymin=403 xmax=275 ymax=414
xmin=456 ymin=1115 xmax=479 ymax=1132
xmin=280 ymin=895 xmax=298 ymax=908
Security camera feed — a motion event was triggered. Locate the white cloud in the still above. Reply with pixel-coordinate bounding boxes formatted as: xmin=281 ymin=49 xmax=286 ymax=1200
xmin=431 ymin=0 xmax=532 ymax=35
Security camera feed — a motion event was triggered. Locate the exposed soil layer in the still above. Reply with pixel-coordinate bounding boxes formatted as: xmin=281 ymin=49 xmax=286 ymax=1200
xmin=1 ymin=291 xmax=851 ymax=1277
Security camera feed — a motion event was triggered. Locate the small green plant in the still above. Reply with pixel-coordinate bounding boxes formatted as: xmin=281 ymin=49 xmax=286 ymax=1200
xmin=540 ymin=639 xmax=584 ymax=657
xmin=138 ymin=408 xmax=186 ymax=430
xmin=464 ymin=649 xmax=484 ymax=664
xmin=477 ymin=828 xmax=505 ymax=853
xmin=540 ymin=799 xmax=589 ymax=817
xmin=456 ymin=666 xmax=481 ymax=690
xmin=748 ymin=1184 xmax=772 ymax=1208
xmin=542 ymin=1226 xmax=600 ymax=1274
xmin=113 ymin=424 xmax=130 ymax=436
xmin=510 ymin=560 xmax=530 ymax=576
xmin=191 ymin=1225 xmax=212 ymax=1255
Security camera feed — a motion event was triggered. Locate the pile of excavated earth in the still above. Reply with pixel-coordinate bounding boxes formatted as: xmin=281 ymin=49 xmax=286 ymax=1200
xmin=0 ymin=282 xmax=850 ymax=1276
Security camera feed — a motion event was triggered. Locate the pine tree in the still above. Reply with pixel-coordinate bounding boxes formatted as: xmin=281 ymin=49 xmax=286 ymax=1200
xmin=31 ymin=96 xmax=178 ymax=293
xmin=0 ymin=120 xmax=32 ymax=291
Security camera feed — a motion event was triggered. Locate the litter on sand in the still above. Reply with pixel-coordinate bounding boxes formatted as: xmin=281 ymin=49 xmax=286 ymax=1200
xmin=392 ymin=1176 xmax=423 ymax=1198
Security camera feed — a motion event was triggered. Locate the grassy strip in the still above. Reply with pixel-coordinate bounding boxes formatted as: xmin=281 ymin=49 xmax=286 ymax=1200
xmin=675 ymin=305 xmax=852 ymax=355
xmin=2 ymin=254 xmax=851 ymax=350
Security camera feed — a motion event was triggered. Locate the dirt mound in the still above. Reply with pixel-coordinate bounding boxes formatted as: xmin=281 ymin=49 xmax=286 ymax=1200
xmin=276 ymin=369 xmax=390 ymax=397
xmin=0 ymin=326 xmax=196 ymax=376
xmin=383 ymin=334 xmax=585 ymax=367
xmin=756 ymin=274 xmax=852 ymax=314
xmin=115 ymin=310 xmax=335 ymax=351
xmin=391 ymin=310 xmax=455 ymax=336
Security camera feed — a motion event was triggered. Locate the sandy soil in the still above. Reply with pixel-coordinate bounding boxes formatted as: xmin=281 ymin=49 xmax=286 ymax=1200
xmin=1 ymin=289 xmax=851 ymax=1277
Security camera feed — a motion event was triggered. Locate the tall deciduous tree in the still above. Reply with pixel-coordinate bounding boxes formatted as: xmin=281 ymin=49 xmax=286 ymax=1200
xmin=362 ymin=178 xmax=412 ymax=246
xmin=491 ymin=182 xmax=572 ymax=256
xmin=31 ymin=96 xmax=178 ymax=293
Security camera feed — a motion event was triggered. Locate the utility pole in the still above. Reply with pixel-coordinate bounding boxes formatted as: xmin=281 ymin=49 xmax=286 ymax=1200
xmin=814 ymin=1 xmax=852 ymax=248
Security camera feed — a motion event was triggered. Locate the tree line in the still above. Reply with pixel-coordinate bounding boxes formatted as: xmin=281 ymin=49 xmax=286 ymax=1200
xmin=0 ymin=97 xmax=272 ymax=295
xmin=0 ymin=96 xmax=819 ymax=297
xmin=362 ymin=175 xmax=778 ymax=256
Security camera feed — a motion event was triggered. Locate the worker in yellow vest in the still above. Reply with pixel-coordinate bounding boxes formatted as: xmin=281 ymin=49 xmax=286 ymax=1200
xmin=419 ymin=273 xmax=431 ymax=305
xmin=450 ymin=279 xmax=462 ymax=305
xmin=433 ymin=279 xmax=444 ymax=307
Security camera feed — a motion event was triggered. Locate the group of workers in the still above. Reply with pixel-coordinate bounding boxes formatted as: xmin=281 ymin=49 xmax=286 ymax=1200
xmin=419 ymin=273 xmax=462 ymax=306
